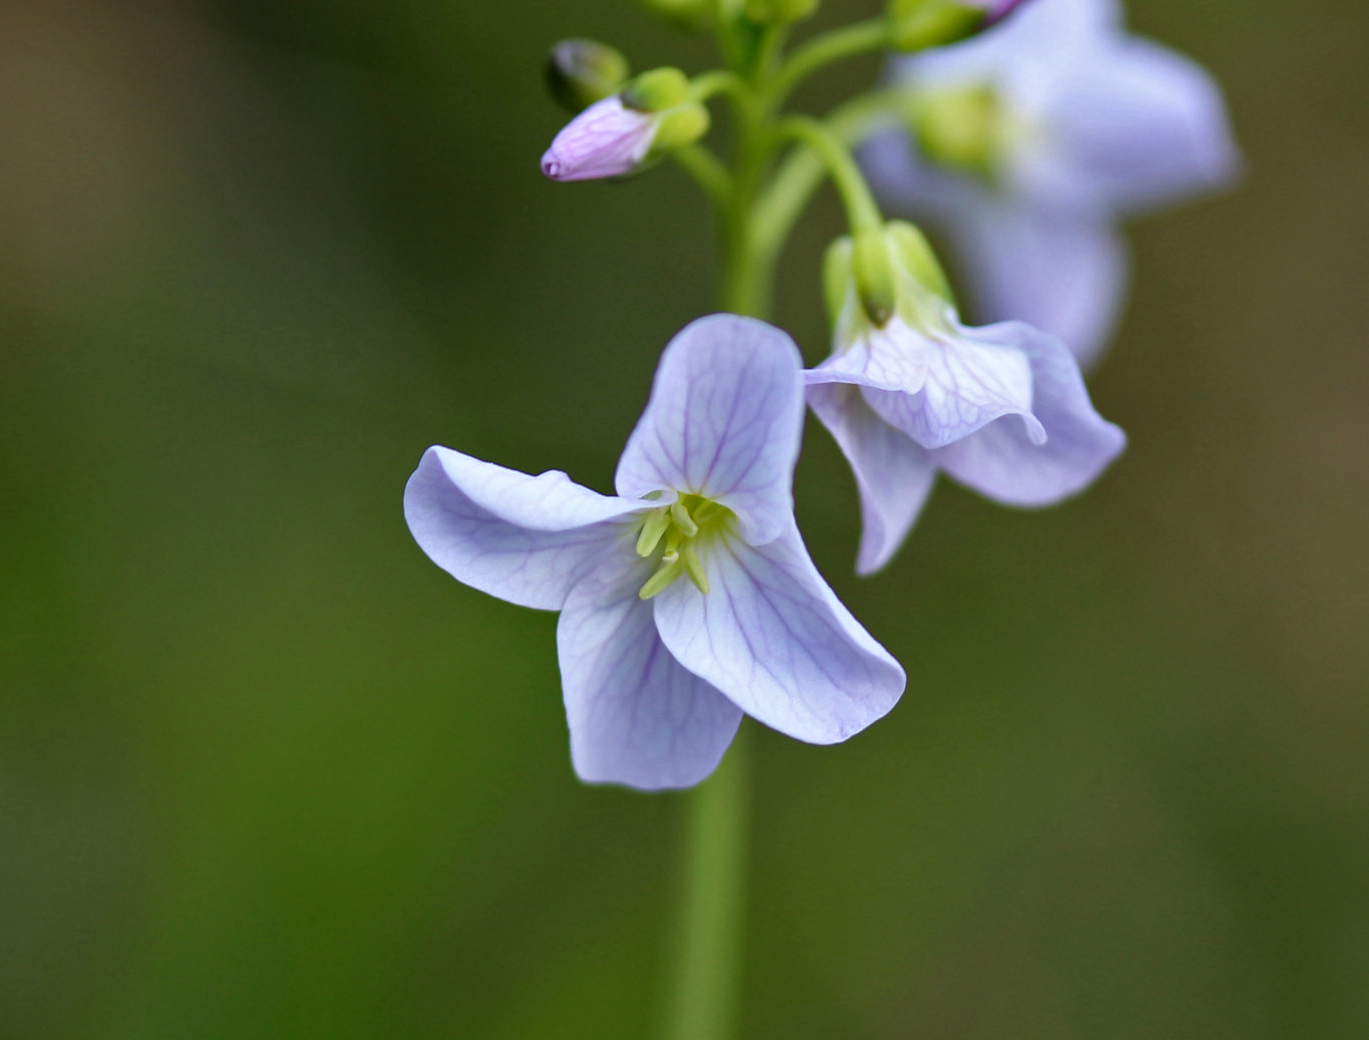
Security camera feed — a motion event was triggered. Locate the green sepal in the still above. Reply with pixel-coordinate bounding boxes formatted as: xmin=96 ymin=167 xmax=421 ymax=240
xmin=823 ymin=238 xmax=855 ymax=329
xmin=852 ymin=228 xmax=897 ymax=328
xmin=622 ymin=67 xmax=693 ymax=113
xmin=888 ymin=0 xmax=985 ymax=52
xmin=649 ymin=103 xmax=711 ymax=154
xmin=886 ymin=222 xmax=955 ymax=306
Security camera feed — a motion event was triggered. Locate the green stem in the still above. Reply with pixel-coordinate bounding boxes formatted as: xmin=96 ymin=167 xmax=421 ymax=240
xmin=773 ymin=115 xmax=885 ymax=234
xmin=673 ymin=144 xmax=734 ymax=205
xmin=769 ymin=18 xmax=892 ymax=105
xmin=752 ymin=90 xmax=903 ymax=272
xmin=660 ymin=732 xmax=749 ymax=1040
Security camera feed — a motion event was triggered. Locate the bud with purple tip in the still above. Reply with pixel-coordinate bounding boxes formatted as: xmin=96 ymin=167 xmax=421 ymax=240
xmin=541 ymin=68 xmax=710 ymax=183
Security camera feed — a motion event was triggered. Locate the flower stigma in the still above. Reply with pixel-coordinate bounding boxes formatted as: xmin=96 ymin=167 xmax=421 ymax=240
xmin=635 ymin=493 xmax=733 ymax=599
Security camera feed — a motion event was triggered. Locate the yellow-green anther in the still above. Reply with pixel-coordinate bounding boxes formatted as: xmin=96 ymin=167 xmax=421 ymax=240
xmin=639 ymin=557 xmax=685 ymax=600
xmin=692 ymin=501 xmax=724 ymax=524
xmin=670 ymin=500 xmax=699 ymax=537
xmin=636 ymin=509 xmax=671 ymax=557
xmin=682 ymin=544 xmax=710 ymax=593
xmin=633 ymin=493 xmax=732 ymax=599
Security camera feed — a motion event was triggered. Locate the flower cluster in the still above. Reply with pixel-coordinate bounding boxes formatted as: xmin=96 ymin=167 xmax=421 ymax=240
xmin=405 ymin=0 xmax=1235 ymax=789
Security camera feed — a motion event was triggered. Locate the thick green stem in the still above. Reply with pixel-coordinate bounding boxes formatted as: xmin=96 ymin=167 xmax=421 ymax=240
xmin=659 ymin=733 xmax=749 ymax=1040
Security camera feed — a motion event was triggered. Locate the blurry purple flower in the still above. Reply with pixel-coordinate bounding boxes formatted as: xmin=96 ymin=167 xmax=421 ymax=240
xmin=865 ymin=0 xmax=1239 ymax=365
xmin=405 ymin=315 xmax=905 ymax=790
xmin=807 ymin=223 xmax=1126 ymax=574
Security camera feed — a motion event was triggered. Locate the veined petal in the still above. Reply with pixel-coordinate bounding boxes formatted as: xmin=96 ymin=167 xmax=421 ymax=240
xmin=859 ymin=324 xmax=1042 ymax=449
xmin=541 ymin=96 xmax=658 ymax=182
xmin=806 ymin=383 xmax=938 ymax=576
xmin=932 ymin=322 xmax=1125 ymax=504
xmin=558 ymin=558 xmax=742 ymax=790
xmin=949 ymin=201 xmax=1128 ymax=367
xmin=652 ymin=523 xmax=905 ymax=745
xmin=809 ymin=315 xmax=931 ymax=395
xmin=404 ymin=446 xmax=645 ymax=611
xmin=615 ymin=315 xmax=805 ymax=545
xmin=1049 ymin=37 xmax=1239 ymax=214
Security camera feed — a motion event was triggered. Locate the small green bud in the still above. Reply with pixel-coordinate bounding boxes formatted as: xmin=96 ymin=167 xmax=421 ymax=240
xmin=545 ymin=39 xmax=630 ymax=113
xmin=621 ymin=67 xmax=692 ymax=113
xmin=638 ymin=0 xmax=712 ymax=30
xmin=744 ymin=0 xmax=819 ymax=24
xmin=852 ymin=228 xmax=897 ymax=328
xmin=888 ymin=0 xmax=985 ymax=52
xmin=649 ymin=103 xmax=711 ymax=155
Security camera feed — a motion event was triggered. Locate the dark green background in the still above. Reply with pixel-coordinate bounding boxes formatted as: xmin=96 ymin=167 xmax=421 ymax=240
xmin=3 ymin=0 xmax=1365 ymax=1037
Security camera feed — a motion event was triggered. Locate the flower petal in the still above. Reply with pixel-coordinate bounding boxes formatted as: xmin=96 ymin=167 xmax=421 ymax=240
xmin=806 ymin=382 xmax=938 ymax=576
xmin=558 ymin=558 xmax=742 ymax=790
xmin=615 ymin=314 xmax=805 ymax=544
xmin=932 ymin=322 xmax=1126 ymax=504
xmin=541 ymin=96 xmax=658 ymax=182
xmin=652 ymin=523 xmax=905 ymax=744
xmin=1049 ymin=37 xmax=1239 ymax=214
xmin=858 ymin=322 xmax=1042 ymax=450
xmin=405 ymin=446 xmax=644 ymax=610
xmin=807 ymin=315 xmax=931 ymax=395
xmin=949 ymin=201 xmax=1128 ymax=367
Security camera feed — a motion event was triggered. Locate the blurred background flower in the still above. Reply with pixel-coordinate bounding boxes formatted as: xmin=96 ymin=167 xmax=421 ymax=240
xmin=2 ymin=0 xmax=1366 ymax=1038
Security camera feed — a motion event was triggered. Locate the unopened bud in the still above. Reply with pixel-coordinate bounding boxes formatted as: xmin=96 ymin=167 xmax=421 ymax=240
xmin=546 ymin=39 xmax=630 ymax=113
xmin=744 ymin=0 xmax=819 ymax=24
xmin=541 ymin=69 xmax=709 ymax=183
xmin=889 ymin=0 xmax=1030 ymax=52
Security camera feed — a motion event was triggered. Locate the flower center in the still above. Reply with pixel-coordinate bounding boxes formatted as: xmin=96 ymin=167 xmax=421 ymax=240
xmin=911 ymin=83 xmax=1015 ymax=181
xmin=634 ymin=493 xmax=733 ymax=600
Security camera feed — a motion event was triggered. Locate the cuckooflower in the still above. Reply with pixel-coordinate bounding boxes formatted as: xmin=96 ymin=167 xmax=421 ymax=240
xmin=864 ymin=0 xmax=1238 ymax=365
xmin=806 ymin=222 xmax=1125 ymax=575
xmin=542 ymin=68 xmax=709 ymax=183
xmin=405 ymin=315 xmax=905 ymax=790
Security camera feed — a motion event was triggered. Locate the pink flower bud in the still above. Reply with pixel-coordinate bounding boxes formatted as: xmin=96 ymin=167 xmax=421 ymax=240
xmin=541 ymin=97 xmax=659 ymax=182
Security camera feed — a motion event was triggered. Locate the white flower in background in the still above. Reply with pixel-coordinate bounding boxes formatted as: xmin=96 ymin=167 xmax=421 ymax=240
xmin=864 ymin=0 xmax=1239 ymax=365
xmin=405 ymin=315 xmax=905 ymax=790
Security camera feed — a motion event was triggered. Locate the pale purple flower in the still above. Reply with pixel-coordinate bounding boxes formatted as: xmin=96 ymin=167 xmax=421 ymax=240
xmin=806 ymin=224 xmax=1126 ymax=574
xmin=405 ymin=315 xmax=905 ymax=790
xmin=864 ymin=0 xmax=1239 ymax=365
xmin=542 ymin=96 xmax=660 ymax=181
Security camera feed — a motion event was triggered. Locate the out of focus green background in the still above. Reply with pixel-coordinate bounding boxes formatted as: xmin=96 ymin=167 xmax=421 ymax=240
xmin=2 ymin=0 xmax=1365 ymax=1037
